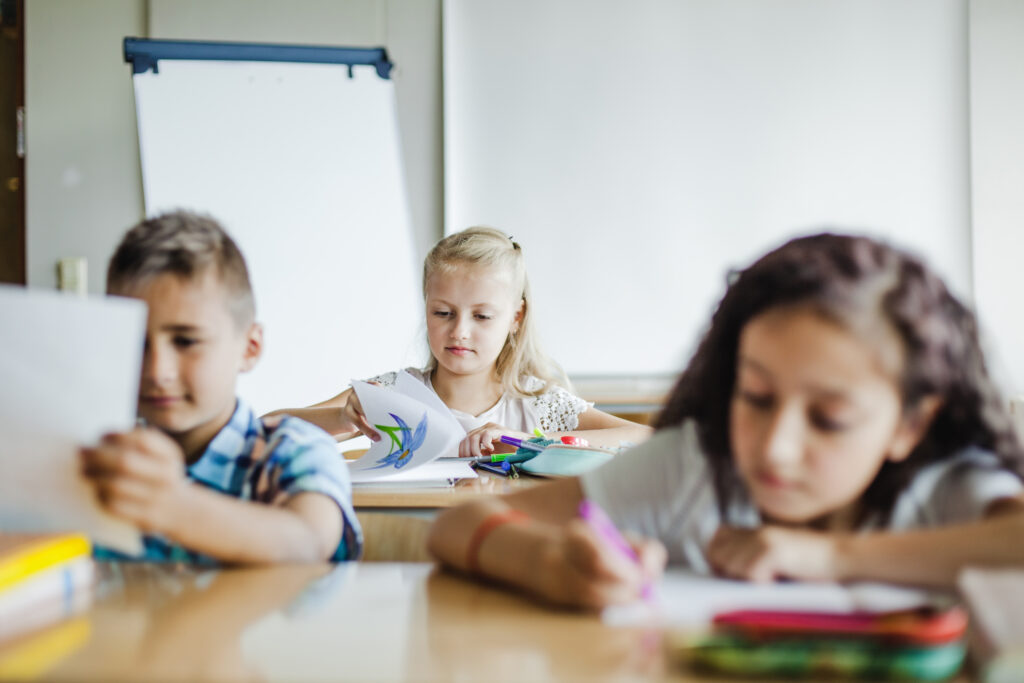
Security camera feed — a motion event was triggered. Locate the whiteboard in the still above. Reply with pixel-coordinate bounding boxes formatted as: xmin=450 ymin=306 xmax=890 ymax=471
xmin=444 ymin=0 xmax=971 ymax=377
xmin=133 ymin=60 xmax=424 ymax=413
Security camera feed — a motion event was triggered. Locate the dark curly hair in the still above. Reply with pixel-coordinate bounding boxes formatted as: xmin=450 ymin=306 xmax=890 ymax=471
xmin=655 ymin=232 xmax=1024 ymax=523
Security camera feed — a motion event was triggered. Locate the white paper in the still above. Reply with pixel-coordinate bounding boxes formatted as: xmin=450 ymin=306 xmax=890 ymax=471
xmin=394 ymin=371 xmax=462 ymax=434
xmin=0 ymin=285 xmax=145 ymax=553
xmin=351 ymin=459 xmax=477 ymax=488
xmin=603 ymin=569 xmax=942 ymax=628
xmin=348 ymin=371 xmax=465 ymax=482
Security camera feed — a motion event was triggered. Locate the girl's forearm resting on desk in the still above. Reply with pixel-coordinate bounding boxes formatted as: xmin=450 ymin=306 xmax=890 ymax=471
xmin=709 ymin=498 xmax=1024 ymax=587
xmin=561 ymin=409 xmax=653 ymax=448
xmin=836 ymin=503 xmax=1024 ymax=586
xmin=428 ymin=479 xmax=665 ymax=607
xmin=556 ymin=425 xmax=652 ymax=449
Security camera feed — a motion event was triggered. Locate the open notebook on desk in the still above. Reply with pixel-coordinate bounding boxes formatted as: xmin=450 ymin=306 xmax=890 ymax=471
xmin=338 ymin=373 xmax=474 ymax=487
xmin=348 ymin=460 xmax=477 ymax=489
xmin=342 ymin=437 xmax=477 ymax=488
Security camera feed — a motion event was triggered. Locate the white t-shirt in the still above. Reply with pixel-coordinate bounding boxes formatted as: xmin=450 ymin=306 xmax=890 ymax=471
xmin=580 ymin=422 xmax=1024 ymax=573
xmin=366 ymin=367 xmax=593 ymax=434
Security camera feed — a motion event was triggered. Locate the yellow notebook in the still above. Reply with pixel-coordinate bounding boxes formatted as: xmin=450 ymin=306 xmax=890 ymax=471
xmin=0 ymin=533 xmax=92 ymax=593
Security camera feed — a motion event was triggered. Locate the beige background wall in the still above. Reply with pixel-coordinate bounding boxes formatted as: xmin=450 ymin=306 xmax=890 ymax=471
xmin=22 ymin=0 xmax=1024 ymax=390
xmin=25 ymin=0 xmax=146 ymax=293
xmin=969 ymin=0 xmax=1024 ymax=394
xmin=24 ymin=0 xmax=442 ymax=293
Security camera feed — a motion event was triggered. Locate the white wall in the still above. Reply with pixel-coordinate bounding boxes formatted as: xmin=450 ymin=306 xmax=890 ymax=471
xmin=26 ymin=0 xmax=1024 ymax=394
xmin=445 ymin=0 xmax=971 ymax=377
xmin=969 ymin=0 xmax=1024 ymax=395
xmin=148 ymin=0 xmax=444 ymax=262
xmin=25 ymin=0 xmax=442 ymax=293
xmin=25 ymin=0 xmax=146 ymax=293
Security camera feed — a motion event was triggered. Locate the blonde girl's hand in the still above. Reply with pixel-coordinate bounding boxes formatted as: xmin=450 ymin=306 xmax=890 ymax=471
xmin=79 ymin=427 xmax=192 ymax=535
xmin=707 ymin=525 xmax=846 ymax=583
xmin=458 ymin=423 xmax=530 ymax=458
xmin=340 ymin=387 xmax=380 ymax=442
xmin=538 ymin=519 xmax=667 ymax=608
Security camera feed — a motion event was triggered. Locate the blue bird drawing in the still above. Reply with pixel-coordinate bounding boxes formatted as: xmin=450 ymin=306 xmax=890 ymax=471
xmin=370 ymin=412 xmax=428 ymax=470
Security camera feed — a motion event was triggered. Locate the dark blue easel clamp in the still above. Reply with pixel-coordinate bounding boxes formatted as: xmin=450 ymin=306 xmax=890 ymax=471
xmin=123 ymin=37 xmax=393 ymax=79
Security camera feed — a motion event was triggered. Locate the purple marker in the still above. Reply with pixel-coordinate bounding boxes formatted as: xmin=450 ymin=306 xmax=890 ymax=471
xmin=499 ymin=436 xmax=545 ymax=452
xmin=578 ymin=500 xmax=653 ymax=600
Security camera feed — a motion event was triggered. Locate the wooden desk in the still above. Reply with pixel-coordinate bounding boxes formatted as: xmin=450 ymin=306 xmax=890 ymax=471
xmin=0 ymin=562 xmax=677 ymax=682
xmin=0 ymin=561 xmax=979 ymax=682
xmin=352 ymin=472 xmax=544 ymax=562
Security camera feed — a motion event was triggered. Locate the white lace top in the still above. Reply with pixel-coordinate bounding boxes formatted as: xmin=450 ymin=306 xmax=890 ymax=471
xmin=365 ymin=367 xmax=593 ymax=434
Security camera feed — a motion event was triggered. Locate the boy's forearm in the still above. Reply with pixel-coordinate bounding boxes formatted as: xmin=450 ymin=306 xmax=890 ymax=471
xmin=836 ymin=511 xmax=1024 ymax=587
xmin=165 ymin=484 xmax=338 ymax=563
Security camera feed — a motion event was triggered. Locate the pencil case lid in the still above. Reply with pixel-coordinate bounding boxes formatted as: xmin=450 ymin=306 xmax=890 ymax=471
xmin=519 ymin=446 xmax=614 ymax=477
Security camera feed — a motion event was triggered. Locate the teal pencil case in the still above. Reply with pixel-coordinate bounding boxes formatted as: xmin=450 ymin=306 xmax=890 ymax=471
xmin=519 ymin=445 xmax=614 ymax=477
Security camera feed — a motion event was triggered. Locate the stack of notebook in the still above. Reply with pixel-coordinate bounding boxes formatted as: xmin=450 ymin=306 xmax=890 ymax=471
xmin=0 ymin=533 xmax=95 ymax=645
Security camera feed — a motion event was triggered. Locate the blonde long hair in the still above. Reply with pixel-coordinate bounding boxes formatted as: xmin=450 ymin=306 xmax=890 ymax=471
xmin=422 ymin=227 xmax=568 ymax=397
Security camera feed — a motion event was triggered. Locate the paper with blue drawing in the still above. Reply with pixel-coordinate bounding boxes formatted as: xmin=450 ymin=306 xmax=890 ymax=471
xmin=347 ymin=371 xmax=465 ymax=483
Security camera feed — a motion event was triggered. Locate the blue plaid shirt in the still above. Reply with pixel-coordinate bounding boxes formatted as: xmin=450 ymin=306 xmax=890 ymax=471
xmin=94 ymin=400 xmax=362 ymax=564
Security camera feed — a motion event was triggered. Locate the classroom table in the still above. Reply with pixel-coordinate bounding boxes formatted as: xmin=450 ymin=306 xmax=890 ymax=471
xmin=0 ymin=561 xmax=685 ymax=682
xmin=0 ymin=560 xmax=981 ymax=682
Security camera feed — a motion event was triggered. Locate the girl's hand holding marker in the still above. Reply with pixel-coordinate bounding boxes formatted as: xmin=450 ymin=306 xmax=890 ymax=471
xmin=541 ymin=503 xmax=666 ymax=608
xmin=578 ymin=500 xmax=655 ymax=601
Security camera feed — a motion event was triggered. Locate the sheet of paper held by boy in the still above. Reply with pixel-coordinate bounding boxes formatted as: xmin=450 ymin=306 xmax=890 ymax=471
xmin=0 ymin=285 xmax=144 ymax=553
xmin=347 ymin=370 xmax=464 ymax=483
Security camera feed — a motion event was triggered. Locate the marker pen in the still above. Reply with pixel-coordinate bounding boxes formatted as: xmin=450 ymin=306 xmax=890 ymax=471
xmin=578 ymin=500 xmax=653 ymax=600
xmin=498 ymin=436 xmax=545 ymax=452
xmin=468 ymin=451 xmax=538 ymax=464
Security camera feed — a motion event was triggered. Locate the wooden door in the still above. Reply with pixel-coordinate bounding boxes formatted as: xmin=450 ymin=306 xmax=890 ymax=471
xmin=0 ymin=0 xmax=25 ymax=285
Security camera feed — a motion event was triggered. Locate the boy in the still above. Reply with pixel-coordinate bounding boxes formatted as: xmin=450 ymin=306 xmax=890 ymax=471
xmin=81 ymin=210 xmax=361 ymax=563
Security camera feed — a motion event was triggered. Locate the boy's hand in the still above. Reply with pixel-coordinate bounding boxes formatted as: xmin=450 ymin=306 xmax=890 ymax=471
xmin=459 ymin=423 xmax=529 ymax=458
xmin=341 ymin=388 xmax=380 ymax=442
xmin=80 ymin=427 xmax=192 ymax=535
xmin=707 ymin=525 xmax=844 ymax=583
xmin=539 ymin=519 xmax=666 ymax=608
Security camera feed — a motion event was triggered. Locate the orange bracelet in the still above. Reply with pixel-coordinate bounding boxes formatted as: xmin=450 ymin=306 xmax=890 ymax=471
xmin=465 ymin=509 xmax=530 ymax=574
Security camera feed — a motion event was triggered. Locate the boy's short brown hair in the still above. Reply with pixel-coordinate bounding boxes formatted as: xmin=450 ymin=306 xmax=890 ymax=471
xmin=107 ymin=210 xmax=255 ymax=326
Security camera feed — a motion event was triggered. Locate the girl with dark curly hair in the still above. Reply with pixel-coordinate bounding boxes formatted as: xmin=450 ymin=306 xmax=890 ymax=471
xmin=428 ymin=232 xmax=1024 ymax=607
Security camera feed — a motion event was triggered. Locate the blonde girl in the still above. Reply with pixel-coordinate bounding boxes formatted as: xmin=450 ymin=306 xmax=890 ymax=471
xmin=273 ymin=227 xmax=650 ymax=456
xmin=427 ymin=232 xmax=1024 ymax=606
